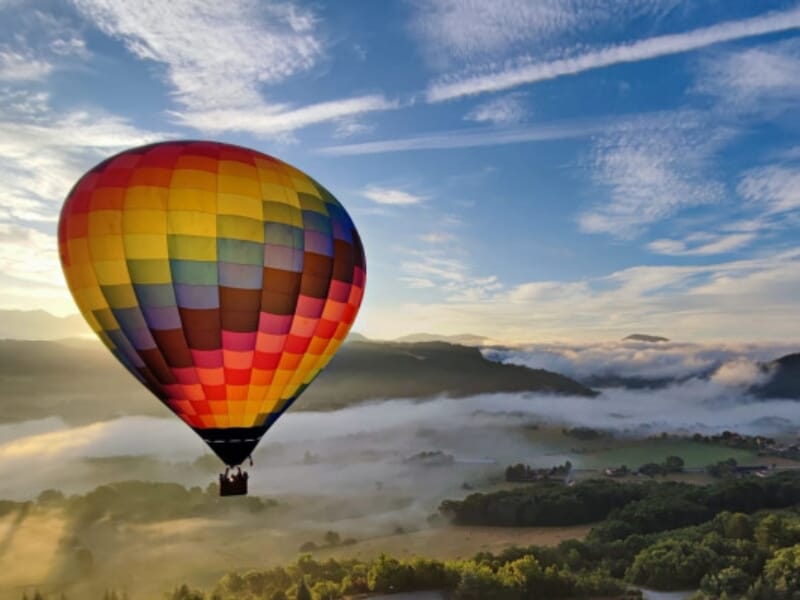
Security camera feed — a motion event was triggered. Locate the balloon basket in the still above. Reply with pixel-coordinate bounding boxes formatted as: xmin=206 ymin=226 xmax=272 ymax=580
xmin=219 ymin=469 xmax=249 ymax=497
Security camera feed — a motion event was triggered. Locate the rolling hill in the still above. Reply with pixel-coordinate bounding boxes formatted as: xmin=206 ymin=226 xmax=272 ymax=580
xmin=0 ymin=309 xmax=90 ymax=340
xmin=0 ymin=338 xmax=595 ymax=425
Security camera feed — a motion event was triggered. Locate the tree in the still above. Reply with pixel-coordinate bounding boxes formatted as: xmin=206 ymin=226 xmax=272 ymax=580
xmin=700 ymin=566 xmax=752 ymax=597
xmin=311 ymin=580 xmax=341 ymax=600
xmin=627 ymin=539 xmax=718 ymax=589
xmin=762 ymin=544 xmax=800 ymax=595
xmin=454 ymin=562 xmax=516 ymax=600
xmin=323 ymin=531 xmax=340 ymax=546
xmin=638 ymin=463 xmax=666 ymax=477
xmin=664 ymin=456 xmax=685 ymax=472
xmin=298 ymin=541 xmax=317 ymax=552
xmin=367 ymin=555 xmax=414 ymax=593
xmin=718 ymin=512 xmax=753 ymax=540
xmin=755 ymin=515 xmax=791 ymax=550
xmin=296 ymin=579 xmax=312 ymax=600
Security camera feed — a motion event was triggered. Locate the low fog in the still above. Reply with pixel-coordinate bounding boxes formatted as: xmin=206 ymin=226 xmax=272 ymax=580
xmin=0 ymin=339 xmax=796 ymax=535
xmin=487 ymin=340 xmax=798 ymax=381
xmin=1 ymin=386 xmax=797 ymax=500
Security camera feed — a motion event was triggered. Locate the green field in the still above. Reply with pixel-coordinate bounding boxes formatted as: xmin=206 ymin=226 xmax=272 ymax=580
xmin=576 ymin=439 xmax=759 ymax=469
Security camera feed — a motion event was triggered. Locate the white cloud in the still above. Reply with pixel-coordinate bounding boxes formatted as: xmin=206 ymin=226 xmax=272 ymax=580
xmin=411 ymin=0 xmax=578 ymax=65
xmin=0 ymin=8 xmax=89 ymax=81
xmin=410 ymin=0 xmax=683 ymax=67
xmin=399 ymin=248 xmax=502 ymax=303
xmin=363 ymin=249 xmax=800 ymax=343
xmin=362 ymin=185 xmax=426 ymax=205
xmin=710 ymin=358 xmax=774 ymax=388
xmin=173 ymin=94 xmax=398 ymax=136
xmin=648 ymin=232 xmax=756 ymax=256
xmin=696 ymin=39 xmax=800 ymax=113
xmin=72 ymin=0 xmax=321 ymax=111
xmin=0 ymin=48 xmax=53 ymax=81
xmin=318 ymin=112 xmax=627 ymax=155
xmin=579 ymin=112 xmax=727 ymax=238
xmin=419 ymin=232 xmax=455 ymax=243
xmin=426 ymin=6 xmax=800 ymax=101
xmin=0 ymin=91 xmax=166 ymax=313
xmin=333 ymin=115 xmax=373 ymax=138
xmin=72 ymin=0 xmax=398 ymax=134
xmin=0 ymin=94 xmax=165 ymax=224
xmin=491 ymin=339 xmax=791 ymax=382
xmin=0 ymin=223 xmax=62 ymax=287
xmin=738 ymin=164 xmax=800 ymax=214
xmin=465 ymin=93 xmax=527 ymax=124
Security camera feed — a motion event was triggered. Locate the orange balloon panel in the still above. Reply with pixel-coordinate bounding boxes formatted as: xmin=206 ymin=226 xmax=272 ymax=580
xmin=58 ymin=141 xmax=366 ymax=466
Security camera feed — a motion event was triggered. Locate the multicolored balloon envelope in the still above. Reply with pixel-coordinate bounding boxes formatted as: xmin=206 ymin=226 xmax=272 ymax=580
xmin=58 ymin=141 xmax=366 ymax=467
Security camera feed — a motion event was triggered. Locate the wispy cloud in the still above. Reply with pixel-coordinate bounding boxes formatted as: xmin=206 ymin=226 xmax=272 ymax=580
xmin=72 ymin=0 xmax=321 ymax=111
xmin=72 ymin=0 xmax=398 ymax=134
xmin=0 ymin=48 xmax=53 ymax=81
xmin=362 ymin=185 xmax=426 ymax=205
xmin=695 ymin=38 xmax=800 ymax=114
xmin=426 ymin=6 xmax=800 ymax=101
xmin=738 ymin=163 xmax=800 ymax=214
xmin=400 ymin=249 xmax=502 ymax=302
xmin=493 ymin=339 xmax=792 ymax=383
xmin=0 ymin=93 xmax=165 ymax=224
xmin=0 ymin=223 xmax=62 ymax=287
xmin=173 ymin=94 xmax=399 ymax=136
xmin=465 ymin=93 xmax=528 ymax=124
xmin=648 ymin=232 xmax=757 ymax=256
xmin=367 ymin=248 xmax=800 ymax=342
xmin=319 ymin=112 xmax=631 ymax=155
xmin=0 ymin=8 xmax=88 ymax=81
xmin=579 ymin=112 xmax=728 ymax=238
xmin=419 ymin=232 xmax=456 ymax=243
xmin=410 ymin=0 xmax=683 ymax=67
xmin=0 ymin=90 xmax=165 ymax=311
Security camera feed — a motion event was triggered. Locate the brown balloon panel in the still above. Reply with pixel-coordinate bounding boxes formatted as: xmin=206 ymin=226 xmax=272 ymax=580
xmin=58 ymin=141 xmax=366 ymax=465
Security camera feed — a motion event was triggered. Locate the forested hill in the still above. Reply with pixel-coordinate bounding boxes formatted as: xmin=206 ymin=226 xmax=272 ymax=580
xmin=753 ymin=352 xmax=800 ymax=400
xmin=313 ymin=341 xmax=596 ymax=409
xmin=0 ymin=338 xmax=594 ymax=424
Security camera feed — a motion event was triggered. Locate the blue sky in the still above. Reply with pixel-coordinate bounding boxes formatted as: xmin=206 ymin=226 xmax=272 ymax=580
xmin=1 ymin=0 xmax=800 ymax=342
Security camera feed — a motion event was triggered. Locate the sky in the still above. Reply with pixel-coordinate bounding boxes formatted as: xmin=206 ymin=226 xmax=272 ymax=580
xmin=1 ymin=0 xmax=800 ymax=343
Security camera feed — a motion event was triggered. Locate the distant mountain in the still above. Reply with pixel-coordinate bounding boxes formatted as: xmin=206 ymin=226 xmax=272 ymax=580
xmin=753 ymin=353 xmax=800 ymax=400
xmin=394 ymin=333 xmax=488 ymax=346
xmin=0 ymin=338 xmax=595 ymax=425
xmin=623 ymin=334 xmax=670 ymax=343
xmin=345 ymin=332 xmax=369 ymax=343
xmin=0 ymin=309 xmax=90 ymax=340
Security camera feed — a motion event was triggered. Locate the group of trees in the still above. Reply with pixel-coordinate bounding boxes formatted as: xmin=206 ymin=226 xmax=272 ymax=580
xmin=298 ymin=530 xmax=357 ymax=552
xmin=7 ymin=481 xmax=277 ymax=527
xmin=17 ymin=474 xmax=800 ymax=599
xmin=562 ymin=427 xmax=611 ymax=440
xmin=158 ymin=493 xmax=798 ymax=599
xmin=637 ymin=455 xmax=685 ymax=477
xmin=158 ymin=552 xmax=630 ymax=600
xmin=686 ymin=431 xmax=776 ymax=451
xmin=505 ymin=461 xmax=572 ymax=482
xmin=441 ymin=472 xmax=800 ymax=530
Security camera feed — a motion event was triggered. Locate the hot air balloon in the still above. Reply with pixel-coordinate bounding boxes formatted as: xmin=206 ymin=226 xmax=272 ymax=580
xmin=58 ymin=141 xmax=366 ymax=495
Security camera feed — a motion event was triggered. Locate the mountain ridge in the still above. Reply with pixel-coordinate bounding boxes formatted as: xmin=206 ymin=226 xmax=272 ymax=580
xmin=0 ymin=338 xmax=596 ymax=425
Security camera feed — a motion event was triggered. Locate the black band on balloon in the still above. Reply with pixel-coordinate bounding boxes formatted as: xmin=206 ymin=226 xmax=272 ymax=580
xmin=194 ymin=426 xmax=270 ymax=467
